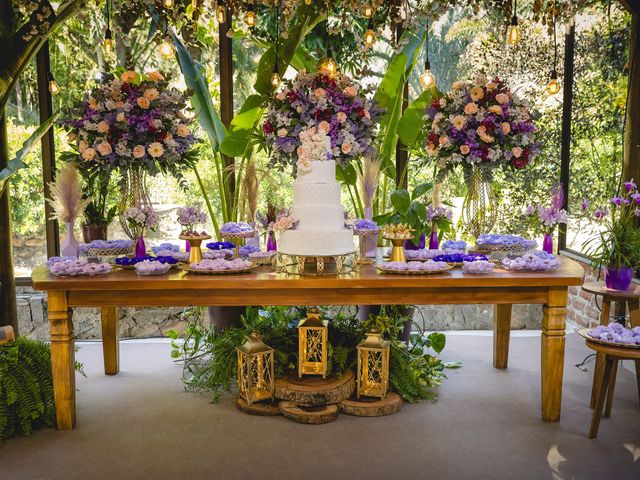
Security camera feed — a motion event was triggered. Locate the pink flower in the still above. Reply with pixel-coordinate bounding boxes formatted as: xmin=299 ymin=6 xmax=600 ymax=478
xmin=97 ymin=120 xmax=109 ymax=133
xmin=460 ymin=145 xmax=470 ymax=155
xmin=314 ymin=88 xmax=326 ymax=98
xmin=82 ymin=147 xmax=96 ymax=161
xmin=147 ymin=142 xmax=164 ymax=158
xmin=344 ymin=85 xmax=358 ymax=97
xmin=501 ymin=122 xmax=511 ymax=134
xmin=452 ymin=81 xmax=465 ymax=90
xmin=273 ymin=215 xmax=296 ymax=232
xmin=277 ymin=128 xmax=288 ymax=137
xmin=133 ymin=145 xmax=145 ymax=158
xmin=143 ymin=88 xmax=159 ymax=101
xmin=177 ymin=124 xmax=190 ymax=138
xmin=488 ymin=105 xmax=503 ymax=115
xmin=341 ymin=143 xmax=353 ymax=154
xmin=120 ymin=70 xmax=137 ymax=83
xmin=511 ymin=146 xmax=523 ymax=158
xmin=337 ymin=112 xmax=347 ymax=123
xmin=137 ymin=97 xmax=150 ymax=109
xmin=96 ymin=141 xmax=112 ymax=156
xmin=470 ymin=86 xmax=484 ymax=101
xmin=464 ymin=102 xmax=478 ymax=115
xmin=363 ymin=109 xmax=371 ymax=120
xmin=495 ymin=93 xmax=509 ymax=104
xmin=439 ymin=136 xmax=449 ymax=146
xmin=147 ymin=71 xmax=164 ymax=82
xmin=78 ymin=140 xmax=88 ymax=152
xmin=318 ymin=121 xmax=330 ymax=133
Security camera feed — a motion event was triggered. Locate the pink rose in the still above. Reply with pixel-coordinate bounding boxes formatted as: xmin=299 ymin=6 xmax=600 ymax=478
xmin=97 ymin=121 xmax=109 ymax=133
xmin=147 ymin=71 xmax=164 ymax=82
xmin=460 ymin=145 xmax=470 ymax=155
xmin=439 ymin=136 xmax=449 ymax=146
xmin=318 ymin=121 xmax=330 ymax=133
xmin=120 ymin=70 xmax=137 ymax=83
xmin=314 ymin=88 xmax=326 ymax=98
xmin=133 ymin=145 xmax=145 ymax=158
xmin=341 ymin=143 xmax=353 ymax=154
xmin=96 ymin=141 xmax=112 ymax=156
xmin=344 ymin=85 xmax=358 ymax=97
xmin=337 ymin=112 xmax=347 ymax=123
xmin=501 ymin=122 xmax=511 ymax=134
xmin=273 ymin=215 xmax=295 ymax=232
xmin=511 ymin=146 xmax=523 ymax=158
xmin=78 ymin=140 xmax=88 ymax=153
xmin=496 ymin=93 xmax=509 ymax=105
xmin=137 ymin=97 xmax=150 ymax=109
xmin=82 ymin=147 xmax=96 ymax=161
xmin=143 ymin=88 xmax=159 ymax=101
xmin=476 ymin=125 xmax=487 ymax=136
xmin=464 ymin=102 xmax=478 ymax=115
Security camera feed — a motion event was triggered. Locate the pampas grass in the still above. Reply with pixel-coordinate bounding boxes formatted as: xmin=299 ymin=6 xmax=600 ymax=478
xmin=359 ymin=156 xmax=380 ymax=210
xmin=47 ymin=163 xmax=89 ymax=223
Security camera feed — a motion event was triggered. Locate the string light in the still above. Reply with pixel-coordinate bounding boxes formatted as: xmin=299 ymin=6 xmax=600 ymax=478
xmin=364 ymin=5 xmax=374 ymax=18
xmin=546 ymin=70 xmax=560 ymax=95
xmin=546 ymin=2 xmax=560 ymax=95
xmin=244 ymin=6 xmax=256 ymax=28
xmin=47 ymin=72 xmax=60 ymax=95
xmin=363 ymin=19 xmax=376 ymax=48
xmin=419 ymin=21 xmax=435 ymax=90
xmin=158 ymin=37 xmax=174 ymax=59
xmin=163 ymin=0 xmax=173 ymax=7
xmin=271 ymin=68 xmax=281 ymax=88
xmin=216 ymin=3 xmax=227 ymax=23
xmin=104 ymin=1 xmax=113 ymax=55
xmin=271 ymin=1 xmax=281 ymax=89
xmin=507 ymin=0 xmax=520 ymax=46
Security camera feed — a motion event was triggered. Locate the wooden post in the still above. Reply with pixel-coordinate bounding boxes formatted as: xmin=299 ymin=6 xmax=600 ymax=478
xmin=219 ymin=4 xmax=235 ymax=211
xmin=395 ymin=23 xmax=409 ymax=190
xmin=541 ymin=287 xmax=568 ymax=423
xmin=0 ymin=111 xmax=18 ymax=333
xmin=48 ymin=290 xmax=76 ymax=430
xmin=100 ymin=306 xmax=120 ymax=375
xmin=623 ymin=11 xmax=640 ymax=184
xmin=557 ymin=16 xmax=575 ymax=251
xmin=493 ymin=304 xmax=512 ymax=369
xmin=36 ymin=42 xmax=60 ymax=258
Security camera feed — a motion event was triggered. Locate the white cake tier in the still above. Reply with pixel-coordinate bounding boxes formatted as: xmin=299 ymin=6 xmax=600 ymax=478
xmin=292 ymin=205 xmax=345 ymax=230
xmin=278 ymin=229 xmax=355 ymax=257
xmin=296 ymin=160 xmax=336 ymax=184
xmin=293 ymin=182 xmax=342 ymax=206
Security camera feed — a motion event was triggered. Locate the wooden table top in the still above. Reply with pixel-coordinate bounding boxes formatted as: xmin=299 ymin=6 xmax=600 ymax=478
xmin=582 ymin=281 xmax=640 ymax=299
xmin=31 ymin=257 xmax=584 ymax=292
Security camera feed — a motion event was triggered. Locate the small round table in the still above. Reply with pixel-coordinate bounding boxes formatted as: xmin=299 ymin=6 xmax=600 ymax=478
xmin=581 ymin=282 xmax=640 ymax=410
xmin=584 ymin=338 xmax=640 ymax=438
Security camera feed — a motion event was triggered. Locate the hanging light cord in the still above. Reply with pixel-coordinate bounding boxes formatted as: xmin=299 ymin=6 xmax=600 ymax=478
xmin=425 ymin=19 xmax=429 ymax=68
xmin=275 ymin=1 xmax=280 ymax=67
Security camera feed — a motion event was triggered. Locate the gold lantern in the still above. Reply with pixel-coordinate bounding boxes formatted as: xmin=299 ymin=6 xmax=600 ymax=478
xmin=298 ymin=307 xmax=328 ymax=378
xmin=356 ymin=328 xmax=390 ymax=399
xmin=236 ymin=331 xmax=275 ymax=404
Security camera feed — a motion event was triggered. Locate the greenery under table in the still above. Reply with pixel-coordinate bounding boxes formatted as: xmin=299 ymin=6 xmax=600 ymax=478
xmin=31 ymin=257 xmax=584 ymax=430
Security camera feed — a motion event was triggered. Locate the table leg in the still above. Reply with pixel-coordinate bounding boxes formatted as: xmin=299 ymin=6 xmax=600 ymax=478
xmin=48 ymin=291 xmax=76 ymax=430
xmin=589 ymin=355 xmax=614 ymax=439
xmin=590 ymin=299 xmax=611 ymax=409
xmin=626 ymin=298 xmax=640 ymax=405
xmin=493 ymin=304 xmax=512 ymax=369
xmin=100 ymin=306 xmax=120 ymax=375
xmin=604 ymin=359 xmax=618 ymax=418
xmin=541 ymin=288 xmax=568 ymax=423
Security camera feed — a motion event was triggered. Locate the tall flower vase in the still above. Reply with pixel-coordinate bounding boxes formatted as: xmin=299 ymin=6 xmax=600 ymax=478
xmin=185 ymin=241 xmax=191 ymax=252
xmin=266 ymin=231 xmax=277 ymax=252
xmin=135 ymin=237 xmax=146 ymax=258
xmin=119 ymin=168 xmax=152 ymax=240
xmin=404 ymin=234 xmax=425 ymax=250
xmin=542 ymin=233 xmax=553 ymax=254
xmin=428 ymin=229 xmax=439 ymax=250
xmin=462 ymin=167 xmax=498 ymax=239
xmin=61 ymin=221 xmax=80 ymax=257
xmin=604 ymin=267 xmax=634 ymax=291
xmin=363 ymin=207 xmax=377 ymax=258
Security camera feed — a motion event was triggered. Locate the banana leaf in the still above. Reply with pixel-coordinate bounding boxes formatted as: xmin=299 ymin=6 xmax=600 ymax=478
xmin=373 ymin=27 xmax=426 ymax=178
xmin=0 ymin=113 xmax=59 ymax=196
xmin=220 ymin=95 xmax=264 ymax=158
xmin=253 ymin=5 xmax=325 ymax=95
xmin=397 ymin=86 xmax=441 ymax=149
xmin=172 ymin=33 xmax=227 ymax=151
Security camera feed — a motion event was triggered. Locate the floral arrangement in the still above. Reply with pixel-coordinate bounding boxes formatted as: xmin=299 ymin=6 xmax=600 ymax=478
xmin=588 ymin=323 xmax=640 ymax=346
xmin=48 ymin=259 xmax=112 ymax=276
xmin=350 ymin=218 xmax=379 ymax=233
xmin=426 ymin=205 xmax=453 ymax=223
xmin=206 ymin=241 xmax=235 ymax=251
xmin=463 ymin=260 xmax=495 ymax=275
xmin=124 ymin=206 xmax=159 ymax=237
xmin=524 ymin=184 xmax=568 ymax=234
xmin=151 ymin=243 xmax=180 ymax=254
xmin=272 ymin=215 xmax=298 ymax=232
xmin=442 ymin=240 xmax=467 ymax=251
xmin=263 ymin=70 xmax=382 ymax=171
xmin=295 ymin=127 xmax=333 ymax=172
xmin=583 ymin=179 xmax=640 ymax=271
xmin=424 ymin=75 xmax=539 ymax=174
xmin=476 ymin=234 xmax=537 ymax=251
xmin=433 ymin=253 xmax=488 ymax=263
xmin=135 ymin=260 xmax=172 ymax=276
xmin=190 ymin=258 xmax=253 ymax=272
xmin=256 ymin=204 xmax=287 ymax=233
xmin=63 ymin=70 xmax=196 ymax=177
xmin=177 ymin=205 xmax=208 ymax=235
xmin=502 ymin=251 xmax=560 ymax=271
xmin=382 ymin=223 xmax=414 ymax=239
xmin=383 ymin=260 xmax=450 ymax=272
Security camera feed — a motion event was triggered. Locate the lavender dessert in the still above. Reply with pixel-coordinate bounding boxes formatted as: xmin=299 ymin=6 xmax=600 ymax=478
xmin=502 ymin=251 xmax=560 ymax=271
xmin=588 ymin=323 xmax=640 ymax=346
xmin=462 ymin=260 xmax=495 ymax=274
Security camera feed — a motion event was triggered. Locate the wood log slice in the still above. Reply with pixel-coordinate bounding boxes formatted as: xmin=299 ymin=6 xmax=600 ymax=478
xmin=340 ymin=392 xmax=403 ymax=417
xmin=275 ymin=369 xmax=355 ymax=406
xmin=278 ymin=401 xmax=339 ymax=424
xmin=235 ymin=396 xmax=282 ymax=416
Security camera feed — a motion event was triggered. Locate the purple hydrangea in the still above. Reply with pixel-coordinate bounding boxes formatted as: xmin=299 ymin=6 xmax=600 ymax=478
xmin=588 ymin=323 xmax=640 ymax=345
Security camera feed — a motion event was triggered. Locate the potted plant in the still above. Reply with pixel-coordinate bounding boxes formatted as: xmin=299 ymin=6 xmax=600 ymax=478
xmin=82 ymin=170 xmax=117 ymax=243
xmin=584 ymin=179 xmax=640 ymax=291
xmin=523 ymin=183 xmax=568 ymax=254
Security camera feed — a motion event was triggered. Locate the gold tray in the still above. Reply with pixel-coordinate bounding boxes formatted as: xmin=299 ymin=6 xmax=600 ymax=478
xmin=178 ymin=263 xmax=259 ymax=275
xmin=576 ymin=328 xmax=640 ymax=350
xmin=376 ymin=264 xmax=453 ymax=275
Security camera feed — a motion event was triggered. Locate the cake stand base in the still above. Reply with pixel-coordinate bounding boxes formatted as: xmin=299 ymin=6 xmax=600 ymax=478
xmin=275 ymin=251 xmax=357 ymax=275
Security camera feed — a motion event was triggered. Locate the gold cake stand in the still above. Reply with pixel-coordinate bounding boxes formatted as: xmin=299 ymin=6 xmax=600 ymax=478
xmin=354 ymin=229 xmax=379 ymax=265
xmin=275 ymin=251 xmax=357 ymax=275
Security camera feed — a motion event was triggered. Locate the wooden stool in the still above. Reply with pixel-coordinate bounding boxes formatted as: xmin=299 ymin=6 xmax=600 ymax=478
xmin=585 ymin=339 xmax=640 ymax=438
xmin=581 ymin=282 xmax=640 ymax=409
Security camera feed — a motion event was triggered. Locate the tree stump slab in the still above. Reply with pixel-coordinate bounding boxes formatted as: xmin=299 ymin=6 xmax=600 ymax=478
xmin=275 ymin=369 xmax=355 ymax=406
xmin=340 ymin=392 xmax=403 ymax=417
xmin=278 ymin=401 xmax=339 ymax=424
xmin=235 ymin=397 xmax=282 ymax=416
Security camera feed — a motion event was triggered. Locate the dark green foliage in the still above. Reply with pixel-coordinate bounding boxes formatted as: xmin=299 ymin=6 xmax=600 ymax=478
xmin=0 ymin=337 xmax=55 ymax=440
xmin=169 ymin=306 xmax=457 ymax=404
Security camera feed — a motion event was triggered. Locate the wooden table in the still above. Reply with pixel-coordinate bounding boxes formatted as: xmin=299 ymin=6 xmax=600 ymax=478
xmin=31 ymin=258 xmax=584 ymax=430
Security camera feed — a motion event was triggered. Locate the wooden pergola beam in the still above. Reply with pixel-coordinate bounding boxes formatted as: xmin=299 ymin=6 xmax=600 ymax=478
xmin=623 ymin=10 xmax=640 ymax=184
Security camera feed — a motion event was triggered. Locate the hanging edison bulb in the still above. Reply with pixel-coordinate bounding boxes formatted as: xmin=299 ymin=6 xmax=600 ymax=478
xmin=319 ymin=55 xmax=338 ymax=78
xmin=163 ymin=0 xmax=173 ymax=7
xmin=158 ymin=37 xmax=174 ymax=59
xmin=364 ymin=5 xmax=374 ymax=18
xmin=104 ymin=28 xmax=113 ymax=54
xmin=244 ymin=7 xmax=256 ymax=28
xmin=419 ymin=60 xmax=436 ymax=89
xmin=363 ymin=19 xmax=376 ymax=48
xmin=507 ymin=15 xmax=520 ymax=46
xmin=216 ymin=4 xmax=227 ymax=23
xmin=271 ymin=64 xmax=281 ymax=88
xmin=47 ymin=73 xmax=60 ymax=95
xmin=546 ymin=69 xmax=560 ymax=95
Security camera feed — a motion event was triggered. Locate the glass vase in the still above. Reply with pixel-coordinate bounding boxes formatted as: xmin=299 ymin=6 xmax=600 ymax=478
xmin=267 ymin=231 xmax=277 ymax=252
xmin=461 ymin=166 xmax=498 ymax=239
xmin=119 ymin=167 xmax=152 ymax=240
xmin=364 ymin=207 xmax=377 ymax=258
xmin=604 ymin=267 xmax=634 ymax=291
xmin=428 ymin=228 xmax=439 ymax=250
xmin=61 ymin=221 xmax=80 ymax=257
xmin=404 ymin=233 xmax=425 ymax=250
xmin=542 ymin=233 xmax=553 ymax=254
xmin=135 ymin=237 xmax=146 ymax=258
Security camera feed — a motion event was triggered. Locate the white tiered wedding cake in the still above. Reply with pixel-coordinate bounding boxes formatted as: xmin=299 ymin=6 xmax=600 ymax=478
xmin=278 ymin=159 xmax=355 ymax=257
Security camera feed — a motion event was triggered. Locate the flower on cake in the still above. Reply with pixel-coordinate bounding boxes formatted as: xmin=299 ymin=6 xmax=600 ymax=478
xmin=295 ymin=126 xmax=332 ymax=173
xmin=273 ymin=215 xmax=298 ymax=232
